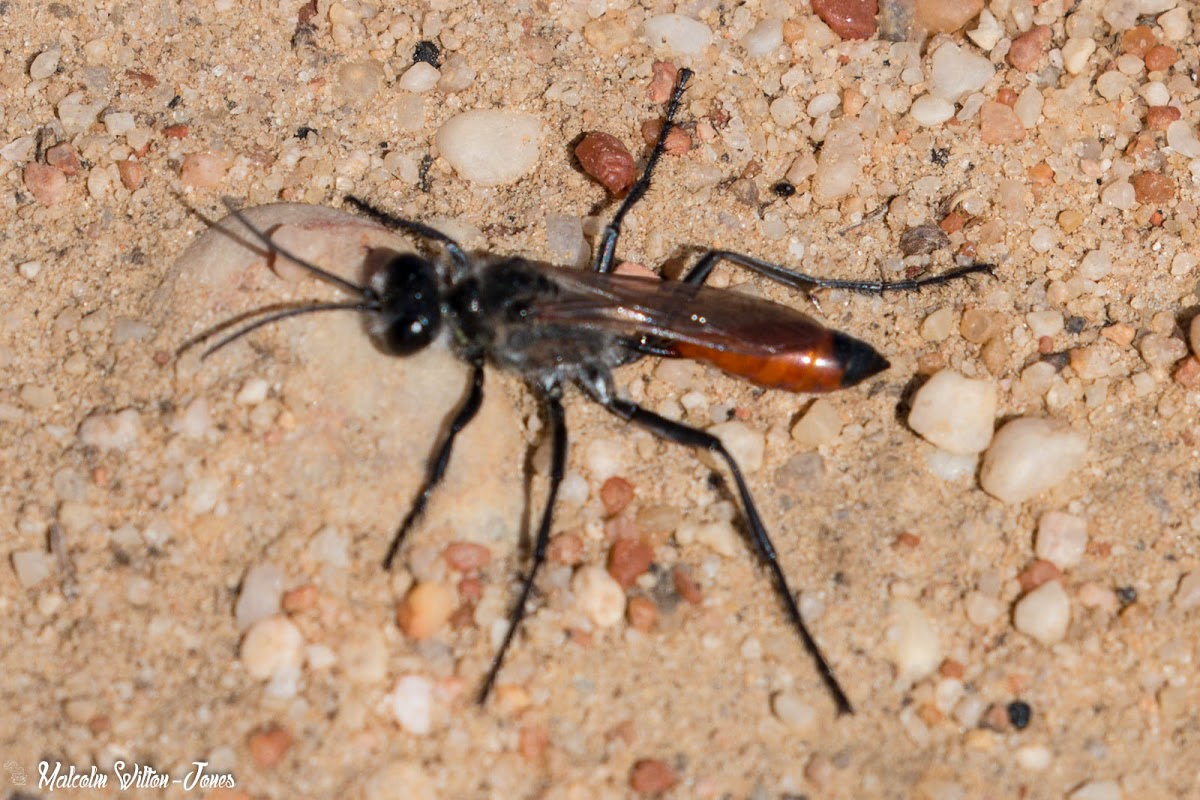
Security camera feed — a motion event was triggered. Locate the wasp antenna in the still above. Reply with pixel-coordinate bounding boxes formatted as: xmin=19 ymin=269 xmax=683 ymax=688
xmin=218 ymin=197 xmax=372 ymax=298
xmin=191 ymin=301 xmax=376 ymax=361
xmin=342 ymin=195 xmax=470 ymax=275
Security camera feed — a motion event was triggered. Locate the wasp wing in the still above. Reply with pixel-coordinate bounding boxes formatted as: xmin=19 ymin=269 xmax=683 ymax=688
xmin=527 ymin=264 xmax=831 ymax=355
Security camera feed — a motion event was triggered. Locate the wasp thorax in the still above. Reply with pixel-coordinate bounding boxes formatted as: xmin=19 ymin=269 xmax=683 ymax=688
xmin=371 ymin=253 xmax=443 ymax=355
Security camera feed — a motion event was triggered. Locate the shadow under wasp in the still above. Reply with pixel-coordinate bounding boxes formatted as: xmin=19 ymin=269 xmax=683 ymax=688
xmin=187 ymin=69 xmax=992 ymax=715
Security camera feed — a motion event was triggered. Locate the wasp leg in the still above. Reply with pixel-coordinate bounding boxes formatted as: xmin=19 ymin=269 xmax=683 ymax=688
xmin=478 ymin=389 xmax=568 ymax=704
xmin=601 ymin=397 xmax=854 ymax=715
xmin=682 ymin=248 xmax=995 ymax=294
xmin=593 ymin=68 xmax=694 ymax=274
xmin=383 ymin=360 xmax=485 ymax=570
xmin=343 ymin=195 xmax=471 ymax=275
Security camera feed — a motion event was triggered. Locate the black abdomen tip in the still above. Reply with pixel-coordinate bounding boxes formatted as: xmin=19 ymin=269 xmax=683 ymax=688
xmin=833 ymin=332 xmax=890 ymax=387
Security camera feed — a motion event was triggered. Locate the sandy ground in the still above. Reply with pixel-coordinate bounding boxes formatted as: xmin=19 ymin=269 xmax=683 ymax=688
xmin=2 ymin=1 xmax=1199 ymax=798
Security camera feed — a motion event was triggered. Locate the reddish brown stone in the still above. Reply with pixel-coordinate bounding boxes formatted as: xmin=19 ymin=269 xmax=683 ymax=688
xmin=672 ymin=565 xmax=703 ymax=604
xmin=1120 ymin=26 xmax=1156 ymax=57
xmin=547 ymin=531 xmax=584 ymax=565
xmin=443 ymin=541 xmax=492 ymax=572
xmin=1143 ymin=45 xmax=1177 ymax=72
xmin=639 ymin=119 xmax=692 ymax=155
xmin=281 ymin=584 xmax=318 ymax=613
xmin=117 ymin=159 xmax=146 ymax=190
xmin=1017 ymin=559 xmax=1062 ymax=592
xmin=607 ymin=536 xmax=654 ymax=589
xmin=44 ymin=143 xmax=80 ymax=176
xmin=1146 ymin=105 xmax=1182 ymax=131
xmin=1132 ymin=171 xmax=1175 ymax=204
xmin=600 ymin=476 xmax=635 ymax=516
xmin=247 ymin=724 xmax=292 ymax=768
xmin=1008 ymin=25 xmax=1051 ymax=71
xmin=23 ymin=163 xmax=67 ymax=206
xmin=647 ymin=61 xmax=678 ymax=104
xmin=630 ymin=759 xmax=678 ymax=796
xmin=626 ymin=596 xmax=658 ymax=630
xmin=979 ymin=100 xmax=1025 ymax=145
xmin=163 ymin=123 xmax=190 ymax=138
xmin=575 ymin=132 xmax=635 ymax=195
xmin=811 ymin=0 xmax=878 ymax=39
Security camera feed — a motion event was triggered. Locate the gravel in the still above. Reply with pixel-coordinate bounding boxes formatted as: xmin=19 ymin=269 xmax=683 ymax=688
xmin=384 ymin=675 xmax=435 ymax=736
xmin=240 ymin=615 xmax=305 ymax=680
xmin=642 ymin=14 xmax=712 ymax=55
xmin=1035 ymin=512 xmax=1089 ymax=570
xmin=928 ymin=42 xmax=994 ymax=102
xmin=571 ymin=566 xmax=625 ymax=628
xmin=435 ymin=111 xmax=542 ymax=187
xmin=235 ymin=563 xmax=286 ymax=630
xmin=979 ymin=418 xmax=1088 ymax=504
xmin=908 ymin=370 xmax=997 ymax=455
xmin=887 ymin=599 xmax=942 ymax=684
xmin=1013 ymin=580 xmax=1071 ymax=645
xmin=78 ymin=409 xmax=142 ymax=453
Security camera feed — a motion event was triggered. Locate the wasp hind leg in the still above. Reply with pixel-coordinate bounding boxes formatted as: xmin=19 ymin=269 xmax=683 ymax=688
xmin=600 ymin=396 xmax=854 ymax=715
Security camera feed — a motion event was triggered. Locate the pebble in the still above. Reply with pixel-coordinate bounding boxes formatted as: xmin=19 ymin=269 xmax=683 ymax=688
xmin=442 ymin=542 xmax=491 ymax=572
xmin=234 ymin=377 xmax=269 ymax=406
xmin=980 ymin=101 xmax=1025 ymax=144
xmin=30 ymin=47 xmax=61 ymax=79
xmin=811 ymin=0 xmax=878 ymax=39
xmin=626 ymin=596 xmax=657 ymax=630
xmin=572 ymin=565 xmax=625 ymax=627
xmin=910 ymin=94 xmax=955 ymax=127
xmin=235 ymin=563 xmax=285 ymax=629
xmin=240 ymin=615 xmax=304 ymax=680
xmin=979 ymin=418 xmax=1087 ymax=504
xmin=791 ymin=398 xmax=842 ymax=447
xmin=385 ymin=675 xmax=435 ymax=735
xmin=247 ymin=725 xmax=292 ymax=768
xmin=575 ymin=132 xmax=635 ymax=194
xmin=741 ymin=19 xmax=783 ymax=58
xmin=78 ymin=408 xmax=142 ymax=453
xmin=642 ymin=14 xmax=712 ymax=55
xmin=1158 ymin=7 xmax=1189 ymax=40
xmin=1015 ymin=744 xmax=1052 ymax=771
xmin=336 ymin=59 xmax=384 ymax=103
xmin=57 ymin=92 xmax=105 ymax=134
xmin=677 ymin=519 xmax=739 ymax=558
xmin=398 ymin=62 xmax=439 ymax=93
xmin=584 ymin=437 xmax=625 ymax=480
xmin=545 ymin=213 xmax=587 ymax=266
xmin=813 ymin=121 xmax=864 ymax=203
xmin=20 ymin=383 xmax=56 ymax=409
xmin=599 ymin=476 xmax=635 ymax=516
xmin=709 ymin=420 xmax=764 ymax=471
xmin=607 ymin=536 xmax=654 ymax=589
xmin=908 ymin=370 xmax=996 ymax=455
xmin=916 ymin=0 xmax=982 ymax=33
xmin=1017 ymin=559 xmax=1062 ymax=592
xmin=1069 ymin=780 xmax=1122 ymax=800
xmin=24 ymin=163 xmax=68 ymax=206
xmin=928 ymin=43 xmax=994 ymax=102
xmin=1062 ymin=37 xmax=1097 ymax=74
xmin=1173 ymin=572 xmax=1200 ymax=611
xmin=888 ymin=599 xmax=942 ymax=683
xmin=924 ymin=449 xmax=977 ymax=481
xmin=1008 ymin=26 xmax=1051 ymax=70
xmin=1132 ymin=171 xmax=1174 ymax=204
xmin=959 ymin=308 xmax=1002 ymax=343
xmin=1035 ymin=512 xmax=1088 ymax=569
xmin=964 ymin=591 xmax=1004 ymax=626
xmin=1080 ymin=249 xmax=1112 ymax=280
xmin=180 ymin=152 xmax=230 ymax=188
xmin=772 ymin=691 xmax=817 ymax=731
xmin=437 ymin=54 xmax=475 ymax=93
xmin=629 ymin=758 xmax=678 ymax=795
xmin=1013 ymin=580 xmax=1071 ymax=645
xmin=396 ymin=581 xmax=456 ymax=639
xmin=1166 ymin=120 xmax=1200 ymax=158
xmin=967 ymin=10 xmax=1003 ymax=50
xmin=1138 ymin=333 xmax=1187 ymax=368
xmin=584 ymin=15 xmax=635 ymax=56
xmin=435 ymin=111 xmax=542 ymax=187
xmin=117 ymin=160 xmax=146 ymax=190
xmin=12 ymin=549 xmax=52 ymax=588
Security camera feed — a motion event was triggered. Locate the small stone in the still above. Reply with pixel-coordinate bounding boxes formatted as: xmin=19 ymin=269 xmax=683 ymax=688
xmin=920 ymin=307 xmax=955 ymax=341
xmin=575 ymin=132 xmax=635 ymax=195
xmin=965 ymin=591 xmax=1004 ymax=626
xmin=960 ymin=309 xmax=1002 ymax=343
xmin=642 ymin=14 xmax=713 ymax=55
xmin=1013 ymin=580 xmax=1070 ymax=645
xmin=980 ymin=418 xmax=1087 ymax=504
xmin=813 ymin=121 xmax=864 ymax=203
xmin=1158 ymin=7 xmax=1189 ymax=40
xmin=1008 ymin=26 xmax=1051 ymax=70
xmin=44 ymin=143 xmax=80 ymax=175
xmin=584 ymin=14 xmax=636 ymax=56
xmin=626 ymin=596 xmax=657 ymax=630
xmin=1146 ymin=105 xmax=1181 ymax=131
xmin=435 ymin=111 xmax=542 ymax=187
xmin=282 ymin=585 xmax=319 ymax=613
xmin=442 ymin=542 xmax=491 ymax=572
xmin=980 ymin=101 xmax=1025 ymax=144
xmin=117 ymin=159 xmax=146 ymax=190
xmin=24 ymin=163 xmax=68 ymax=206
xmin=30 ymin=47 xmax=61 ymax=79
xmin=967 ymin=9 xmax=1003 ymax=50
xmin=1132 ymin=171 xmax=1175 ymax=204
xmin=247 ymin=725 xmax=292 ymax=768
xmin=916 ymin=0 xmax=982 ymax=34
xmin=1173 ymin=572 xmax=1200 ymax=611
xmin=741 ymin=19 xmax=783 ymax=58
xmin=1120 ymin=26 xmax=1156 ymax=57
xmin=235 ymin=563 xmax=285 ymax=630
xmin=1167 ymin=120 xmax=1200 ymax=159
xmin=336 ymin=59 xmax=384 ymax=103
xmin=384 ymin=674 xmax=435 ymax=735
xmin=103 ymin=111 xmax=136 ymax=136
xmin=607 ymin=536 xmax=654 ymax=589
xmin=78 ymin=408 xmax=142 ymax=453
xmin=908 ymin=370 xmax=996 ymax=455
xmin=12 ymin=550 xmax=53 ymax=588
xmin=1069 ymin=780 xmax=1122 ymax=800
xmin=397 ymin=582 xmax=456 ymax=639
xmin=57 ymin=92 xmax=104 ymax=134
xmin=929 ymin=42 xmax=994 ymax=102
xmin=572 ymin=565 xmax=625 ymax=627
xmin=791 ymin=398 xmax=842 ymax=447
xmin=678 ymin=519 xmax=739 ymax=558
xmin=709 ymin=420 xmax=764 ymax=471
xmin=628 ymin=759 xmax=679 ymax=796
xmin=1143 ymin=44 xmax=1177 ymax=72
xmin=1062 ymin=37 xmax=1097 ymax=74
xmin=437 ymin=54 xmax=475 ymax=93
xmin=888 ymin=599 xmax=942 ymax=683
xmin=771 ymin=691 xmax=817 ymax=731
xmin=240 ymin=616 xmax=304 ymax=680
xmin=399 ymin=62 xmax=440 ymax=93
xmin=599 ymin=476 xmax=635 ymax=516
xmin=910 ymin=95 xmax=955 ymax=127
xmin=1035 ymin=512 xmax=1088 ymax=569
xmin=1138 ymin=333 xmax=1187 ymax=368
xmin=547 ymin=532 xmax=584 ymax=565
xmin=1017 ymin=559 xmax=1062 ymax=592
xmin=180 ymin=152 xmax=230 ymax=188
xmin=811 ymin=0 xmax=879 ymax=39
xmin=1026 ymin=311 xmax=1064 ymax=339
xmin=1015 ymin=744 xmax=1053 ymax=771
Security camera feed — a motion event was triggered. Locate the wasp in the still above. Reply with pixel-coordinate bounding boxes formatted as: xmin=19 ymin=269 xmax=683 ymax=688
xmin=195 ymin=69 xmax=991 ymax=714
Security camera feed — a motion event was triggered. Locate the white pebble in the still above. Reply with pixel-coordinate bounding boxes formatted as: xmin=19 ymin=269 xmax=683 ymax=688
xmin=791 ymin=398 xmax=841 ymax=448
xmin=1026 ymin=310 xmax=1064 ymax=338
xmin=1170 ymin=252 xmax=1197 ymax=277
xmin=1035 ymin=512 xmax=1088 ymax=569
xmin=909 ymin=94 xmax=955 ymax=127
xmin=1101 ymin=181 xmax=1135 ymax=210
xmin=887 ymin=599 xmax=942 ymax=684
xmin=1 ymin=136 xmax=36 ymax=162
xmin=235 ymin=377 xmax=269 ymax=405
xmin=30 ymin=47 xmax=61 ymax=80
xmin=642 ymin=14 xmax=713 ymax=55
xmin=1080 ymin=249 xmax=1111 ymax=280
xmin=964 ymin=591 xmax=1004 ymax=626
xmin=1173 ymin=571 xmax=1200 ymax=611
xmin=384 ymin=674 xmax=435 ymax=735
xmin=57 ymin=92 xmax=105 ymax=135
xmin=1138 ymin=81 xmax=1169 ymax=106
xmin=928 ymin=42 xmax=994 ymax=103
xmin=1166 ymin=120 xmax=1200 ymax=159
xmin=572 ymin=565 xmax=625 ymax=627
xmin=813 ymin=121 xmax=864 ymax=204
xmin=308 ymin=525 xmax=350 ymax=568
xmin=185 ymin=476 xmax=222 ymax=514
xmin=435 ymin=111 xmax=542 ymax=187
xmin=920 ymin=307 xmax=955 ymax=341
xmin=1069 ymin=780 xmax=1122 ymax=800
xmin=677 ymin=519 xmax=739 ymax=558
xmin=235 ymin=563 xmax=286 ymax=629
xmin=980 ymin=418 xmax=1087 ymax=504
xmin=583 ymin=437 xmax=624 ymax=481
xmin=967 ymin=10 xmax=1004 ymax=50
xmin=1015 ymin=744 xmax=1053 ymax=771
xmin=1061 ymin=37 xmax=1097 ymax=74
xmin=399 ymin=62 xmax=440 ymax=93
xmin=78 ymin=408 xmax=142 ymax=452
xmin=740 ymin=19 xmax=783 ymax=58
xmin=103 ymin=111 xmax=136 ymax=136
xmin=12 ymin=549 xmax=52 ymax=588
xmin=113 ymin=318 xmax=154 ymax=344
xmin=1014 ymin=580 xmax=1071 ymax=645
xmin=924 ymin=449 xmax=977 ymax=481
xmin=545 ymin=213 xmax=587 ymax=266
xmin=771 ymin=691 xmax=817 ymax=731
xmin=240 ymin=615 xmax=304 ymax=680
xmin=908 ymin=370 xmax=996 ymax=455
xmin=710 ymin=420 xmax=764 ymax=471
xmin=174 ymin=397 xmax=211 ymax=439
xmin=1158 ymin=7 xmax=1190 ymax=40
xmin=806 ymin=92 xmax=841 ymax=119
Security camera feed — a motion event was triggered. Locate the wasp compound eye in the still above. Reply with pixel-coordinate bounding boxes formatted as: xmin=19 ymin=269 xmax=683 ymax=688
xmin=374 ymin=253 xmax=442 ymax=355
